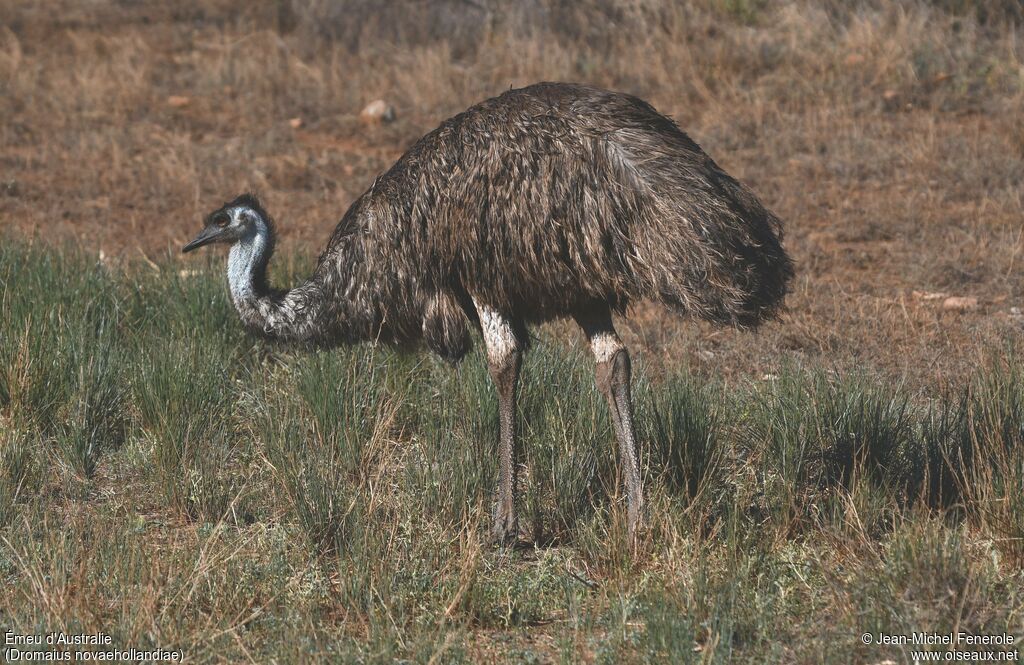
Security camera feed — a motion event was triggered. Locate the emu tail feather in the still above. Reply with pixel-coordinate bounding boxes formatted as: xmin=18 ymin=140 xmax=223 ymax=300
xmin=605 ymin=130 xmax=795 ymax=329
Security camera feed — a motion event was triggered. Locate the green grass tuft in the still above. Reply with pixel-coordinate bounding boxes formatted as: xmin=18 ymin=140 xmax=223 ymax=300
xmin=2 ymin=240 xmax=1023 ymax=662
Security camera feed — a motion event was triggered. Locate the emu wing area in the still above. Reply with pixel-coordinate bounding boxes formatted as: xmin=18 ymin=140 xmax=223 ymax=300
xmin=335 ymin=83 xmax=792 ymax=358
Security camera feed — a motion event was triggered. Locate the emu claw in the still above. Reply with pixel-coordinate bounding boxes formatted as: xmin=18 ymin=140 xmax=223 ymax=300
xmin=490 ymin=507 xmax=519 ymax=547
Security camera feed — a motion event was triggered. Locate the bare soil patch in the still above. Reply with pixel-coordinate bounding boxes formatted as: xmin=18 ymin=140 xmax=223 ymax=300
xmin=2 ymin=0 xmax=1021 ymax=388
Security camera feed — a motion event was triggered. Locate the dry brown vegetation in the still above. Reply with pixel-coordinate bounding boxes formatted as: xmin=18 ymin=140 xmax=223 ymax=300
xmin=2 ymin=0 xmax=1022 ymax=388
xmin=3 ymin=2 xmax=1024 ymax=662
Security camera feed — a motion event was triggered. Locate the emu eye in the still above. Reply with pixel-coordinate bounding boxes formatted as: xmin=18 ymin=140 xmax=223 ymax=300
xmin=213 ymin=212 xmax=230 ymax=227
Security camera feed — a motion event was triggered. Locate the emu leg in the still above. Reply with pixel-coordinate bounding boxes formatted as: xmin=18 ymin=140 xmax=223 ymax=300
xmin=489 ymin=349 xmax=521 ymax=544
xmin=576 ymin=308 xmax=644 ymax=540
xmin=474 ymin=302 xmax=524 ymax=545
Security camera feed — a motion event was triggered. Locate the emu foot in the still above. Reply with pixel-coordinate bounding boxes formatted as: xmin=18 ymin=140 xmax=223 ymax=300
xmin=490 ymin=504 xmax=519 ymax=547
xmin=622 ymin=502 xmax=651 ymax=558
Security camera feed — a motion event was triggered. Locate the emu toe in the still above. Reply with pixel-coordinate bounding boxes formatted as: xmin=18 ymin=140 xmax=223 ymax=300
xmin=490 ymin=506 xmax=519 ymax=547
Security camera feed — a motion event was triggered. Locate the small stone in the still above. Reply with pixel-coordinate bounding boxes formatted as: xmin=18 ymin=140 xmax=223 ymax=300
xmin=288 ymin=117 xmax=303 ymax=129
xmin=360 ymin=99 xmax=396 ymax=124
xmin=942 ymin=296 xmax=978 ymax=311
xmin=167 ymin=95 xmax=190 ymax=108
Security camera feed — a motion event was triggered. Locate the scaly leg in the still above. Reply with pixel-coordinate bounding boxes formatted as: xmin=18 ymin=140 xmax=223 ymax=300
xmin=575 ymin=306 xmax=643 ymax=540
xmin=474 ymin=301 xmax=524 ymax=545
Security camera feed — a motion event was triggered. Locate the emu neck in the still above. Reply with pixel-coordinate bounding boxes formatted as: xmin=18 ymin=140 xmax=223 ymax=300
xmin=222 ymin=208 xmax=401 ymax=347
xmin=227 ymin=221 xmax=272 ymax=306
xmin=224 ymin=217 xmax=332 ymax=344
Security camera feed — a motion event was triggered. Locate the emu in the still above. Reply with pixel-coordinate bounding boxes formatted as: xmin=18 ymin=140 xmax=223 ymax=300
xmin=183 ymin=82 xmax=794 ymax=544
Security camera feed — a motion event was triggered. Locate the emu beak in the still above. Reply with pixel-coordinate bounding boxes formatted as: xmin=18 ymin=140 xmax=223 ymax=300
xmin=182 ymin=226 xmax=223 ymax=253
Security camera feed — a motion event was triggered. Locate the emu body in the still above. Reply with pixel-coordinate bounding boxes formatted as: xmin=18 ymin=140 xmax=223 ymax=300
xmin=184 ymin=82 xmax=794 ymax=543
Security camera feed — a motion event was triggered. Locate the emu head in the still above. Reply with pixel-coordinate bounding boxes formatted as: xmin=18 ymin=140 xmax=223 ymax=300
xmin=183 ymin=193 xmax=271 ymax=253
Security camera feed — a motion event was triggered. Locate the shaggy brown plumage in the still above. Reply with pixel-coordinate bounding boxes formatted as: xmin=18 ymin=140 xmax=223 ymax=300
xmin=188 ymin=82 xmax=792 ymax=358
xmin=184 ymin=82 xmax=794 ymax=543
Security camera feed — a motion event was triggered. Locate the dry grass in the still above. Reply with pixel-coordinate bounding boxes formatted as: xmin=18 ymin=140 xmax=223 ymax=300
xmin=2 ymin=0 xmax=1022 ymax=389
xmin=2 ymin=1 xmax=1024 ymax=661
xmin=1 ymin=242 xmax=1023 ymax=662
